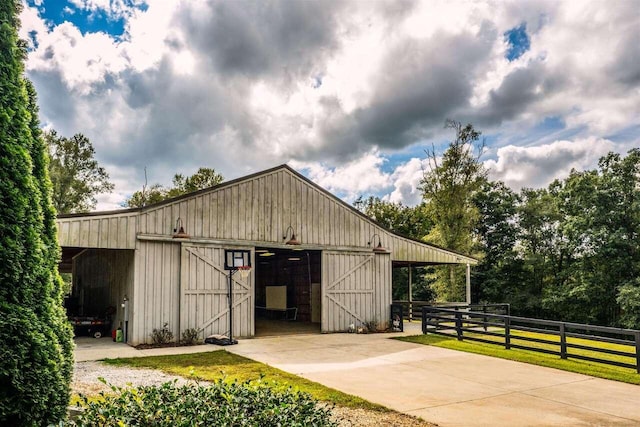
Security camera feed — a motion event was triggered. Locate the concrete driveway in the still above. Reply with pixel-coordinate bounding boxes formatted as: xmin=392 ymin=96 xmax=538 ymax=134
xmin=225 ymin=324 xmax=640 ymax=427
xmin=74 ymin=325 xmax=640 ymax=426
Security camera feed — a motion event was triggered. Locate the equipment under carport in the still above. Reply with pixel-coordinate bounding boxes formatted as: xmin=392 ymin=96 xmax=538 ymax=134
xmin=69 ymin=316 xmax=110 ymax=338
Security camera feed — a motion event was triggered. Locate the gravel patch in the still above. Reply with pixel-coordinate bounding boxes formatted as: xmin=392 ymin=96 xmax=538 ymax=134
xmin=72 ymin=361 xmax=435 ymax=426
xmin=72 ymin=361 xmax=202 ymax=396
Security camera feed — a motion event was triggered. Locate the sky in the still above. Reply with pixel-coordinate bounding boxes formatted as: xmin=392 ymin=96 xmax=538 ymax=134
xmin=19 ymin=0 xmax=640 ymax=211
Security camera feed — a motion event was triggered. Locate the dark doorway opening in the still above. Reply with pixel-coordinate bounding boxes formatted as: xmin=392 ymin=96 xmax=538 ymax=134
xmin=254 ymin=248 xmax=321 ymax=336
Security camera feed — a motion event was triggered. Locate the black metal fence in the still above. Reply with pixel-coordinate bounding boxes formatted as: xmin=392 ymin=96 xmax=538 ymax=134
xmin=422 ymin=305 xmax=640 ymax=373
xmin=393 ymin=301 xmax=509 ymax=320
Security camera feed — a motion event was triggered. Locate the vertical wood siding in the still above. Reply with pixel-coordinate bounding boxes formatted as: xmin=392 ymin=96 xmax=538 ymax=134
xmin=56 ymin=213 xmax=137 ymax=249
xmin=139 ymin=168 xmax=474 ymax=264
xmin=321 ymin=251 xmax=392 ymax=332
xmin=179 ymin=244 xmax=253 ymax=339
xmin=132 ymin=241 xmax=181 ymax=344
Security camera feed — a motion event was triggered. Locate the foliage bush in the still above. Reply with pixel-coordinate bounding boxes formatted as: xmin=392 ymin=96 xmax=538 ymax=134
xmin=71 ymin=379 xmax=337 ymax=426
xmin=0 ymin=2 xmax=74 ymax=425
xmin=150 ymin=322 xmax=174 ymax=344
xmin=181 ymin=327 xmax=201 ymax=345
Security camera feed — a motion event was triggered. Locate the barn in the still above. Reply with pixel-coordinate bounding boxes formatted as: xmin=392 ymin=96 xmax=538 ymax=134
xmin=56 ymin=164 xmax=477 ymax=345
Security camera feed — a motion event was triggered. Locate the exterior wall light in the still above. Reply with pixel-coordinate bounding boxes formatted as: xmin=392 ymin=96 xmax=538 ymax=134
xmin=368 ymin=233 xmax=386 ymax=253
xmin=172 ymin=217 xmax=190 ymax=239
xmin=283 ymin=225 xmax=301 ymax=245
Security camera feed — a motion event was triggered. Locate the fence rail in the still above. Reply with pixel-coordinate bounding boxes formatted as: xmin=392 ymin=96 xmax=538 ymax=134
xmin=393 ymin=301 xmax=509 ymax=321
xmin=422 ymin=305 xmax=640 ymax=373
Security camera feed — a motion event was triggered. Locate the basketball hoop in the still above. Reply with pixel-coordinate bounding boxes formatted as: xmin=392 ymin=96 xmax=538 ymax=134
xmin=237 ymin=266 xmax=251 ymax=280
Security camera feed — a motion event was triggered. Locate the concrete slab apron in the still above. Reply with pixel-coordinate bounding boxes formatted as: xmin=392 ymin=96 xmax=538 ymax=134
xmin=227 ymin=333 xmax=640 ymax=427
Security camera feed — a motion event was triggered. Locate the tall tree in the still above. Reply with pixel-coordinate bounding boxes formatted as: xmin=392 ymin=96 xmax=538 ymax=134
xmin=472 ymin=180 xmax=525 ymax=306
xmin=125 ymin=167 xmax=224 ymax=208
xmin=46 ymin=130 xmax=114 ymax=213
xmin=421 ymin=120 xmax=486 ymax=301
xmin=0 ymin=1 xmax=73 ymax=424
xmin=354 ymin=196 xmax=432 ymax=239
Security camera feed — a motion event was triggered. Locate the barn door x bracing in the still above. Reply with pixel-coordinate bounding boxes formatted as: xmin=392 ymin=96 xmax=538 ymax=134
xmin=322 ymin=251 xmax=391 ymax=332
xmin=180 ymin=244 xmax=253 ymax=338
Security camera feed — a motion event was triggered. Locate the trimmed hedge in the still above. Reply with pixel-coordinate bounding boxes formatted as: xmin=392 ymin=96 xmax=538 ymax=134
xmin=71 ymin=379 xmax=337 ymax=426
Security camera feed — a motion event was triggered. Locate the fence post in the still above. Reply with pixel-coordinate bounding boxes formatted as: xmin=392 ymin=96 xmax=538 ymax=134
xmin=635 ymin=332 xmax=640 ymax=374
xmin=422 ymin=307 xmax=427 ymax=334
xmin=483 ymin=305 xmax=488 ymax=331
xmin=455 ymin=310 xmax=463 ymax=341
xmin=560 ymin=323 xmax=567 ymax=359
xmin=504 ymin=316 xmax=511 ymax=350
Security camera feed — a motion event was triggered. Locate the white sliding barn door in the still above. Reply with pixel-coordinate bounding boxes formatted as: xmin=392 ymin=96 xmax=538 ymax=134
xmin=180 ymin=244 xmax=253 ymax=338
xmin=322 ymin=251 xmax=391 ymax=332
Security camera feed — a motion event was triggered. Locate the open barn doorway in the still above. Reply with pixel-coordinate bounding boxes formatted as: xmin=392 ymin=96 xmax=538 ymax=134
xmin=60 ymin=247 xmax=134 ymax=342
xmin=254 ymin=248 xmax=321 ymax=336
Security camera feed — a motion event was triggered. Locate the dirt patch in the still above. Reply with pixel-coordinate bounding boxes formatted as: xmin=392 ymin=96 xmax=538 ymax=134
xmin=330 ymin=406 xmax=435 ymax=426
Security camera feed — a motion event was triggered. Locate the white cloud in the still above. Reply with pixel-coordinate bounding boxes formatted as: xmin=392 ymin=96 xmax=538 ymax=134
xmin=384 ymin=158 xmax=426 ymax=206
xmin=485 ymin=137 xmax=616 ymax=189
xmin=290 ymin=151 xmax=392 ymax=202
xmin=18 ymin=1 xmax=640 ymax=211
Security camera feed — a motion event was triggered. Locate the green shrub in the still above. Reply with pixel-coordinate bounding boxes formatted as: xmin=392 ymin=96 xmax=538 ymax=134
xmin=71 ymin=379 xmax=337 ymax=426
xmin=181 ymin=327 xmax=201 ymax=345
xmin=150 ymin=322 xmax=174 ymax=344
xmin=0 ymin=2 xmax=74 ymax=425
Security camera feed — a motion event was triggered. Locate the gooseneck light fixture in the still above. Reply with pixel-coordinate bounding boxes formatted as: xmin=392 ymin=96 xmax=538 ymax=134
xmin=368 ymin=233 xmax=386 ymax=253
xmin=172 ymin=217 xmax=190 ymax=239
xmin=283 ymin=225 xmax=301 ymax=245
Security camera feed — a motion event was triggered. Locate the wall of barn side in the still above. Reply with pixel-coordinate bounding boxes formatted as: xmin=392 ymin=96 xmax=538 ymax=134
xmin=131 ymin=240 xmax=181 ymax=345
xmin=56 ymin=213 xmax=137 ymax=249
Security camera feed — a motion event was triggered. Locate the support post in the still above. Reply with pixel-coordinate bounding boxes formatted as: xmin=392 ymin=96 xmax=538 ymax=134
xmin=505 ymin=316 xmax=511 ymax=350
xmin=465 ymin=263 xmax=471 ymax=305
xmin=455 ymin=309 xmax=463 ymax=341
xmin=228 ymin=270 xmax=235 ymax=344
xmin=408 ymin=264 xmax=413 ymax=321
xmin=635 ymin=332 xmax=640 ymax=374
xmin=560 ymin=323 xmax=567 ymax=359
xmin=483 ymin=304 xmax=487 ymax=331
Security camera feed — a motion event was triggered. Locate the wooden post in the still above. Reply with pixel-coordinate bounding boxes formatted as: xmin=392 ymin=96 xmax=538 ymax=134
xmin=466 ymin=263 xmax=471 ymax=305
xmin=505 ymin=316 xmax=511 ymax=350
xmin=483 ymin=304 xmax=488 ymax=331
xmin=408 ymin=264 xmax=413 ymax=321
xmin=560 ymin=323 xmax=567 ymax=359
xmin=455 ymin=309 xmax=463 ymax=341
xmin=635 ymin=332 xmax=640 ymax=374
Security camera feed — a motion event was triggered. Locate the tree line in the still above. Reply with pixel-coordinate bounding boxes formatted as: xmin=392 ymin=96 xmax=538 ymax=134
xmin=43 ymin=115 xmax=640 ymax=330
xmin=358 ymin=123 xmax=640 ymax=329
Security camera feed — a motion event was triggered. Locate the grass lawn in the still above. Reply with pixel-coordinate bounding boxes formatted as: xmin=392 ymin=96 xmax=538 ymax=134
xmin=101 ymin=350 xmax=387 ymax=411
xmin=397 ymin=331 xmax=640 ymax=385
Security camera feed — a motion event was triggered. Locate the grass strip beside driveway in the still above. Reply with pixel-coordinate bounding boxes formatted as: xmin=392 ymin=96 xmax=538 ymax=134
xmin=397 ymin=334 xmax=640 ymax=386
xmin=102 ymin=350 xmax=388 ymax=411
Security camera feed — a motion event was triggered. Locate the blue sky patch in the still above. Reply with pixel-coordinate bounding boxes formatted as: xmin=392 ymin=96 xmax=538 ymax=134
xmin=27 ymin=0 xmax=146 ymax=39
xmin=504 ymin=23 xmax=531 ymax=61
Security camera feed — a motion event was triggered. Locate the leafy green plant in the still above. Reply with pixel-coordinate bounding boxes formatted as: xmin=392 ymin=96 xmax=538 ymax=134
xmin=0 ymin=3 xmax=74 ymax=425
xmin=70 ymin=378 xmax=337 ymax=426
xmin=181 ymin=327 xmax=201 ymax=345
xmin=150 ymin=322 xmax=174 ymax=344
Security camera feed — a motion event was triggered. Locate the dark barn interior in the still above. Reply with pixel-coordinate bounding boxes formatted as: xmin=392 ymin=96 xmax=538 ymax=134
xmin=254 ymin=248 xmax=321 ymax=335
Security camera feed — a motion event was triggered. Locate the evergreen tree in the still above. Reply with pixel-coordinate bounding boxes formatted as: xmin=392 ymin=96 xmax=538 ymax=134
xmin=0 ymin=2 xmax=74 ymax=424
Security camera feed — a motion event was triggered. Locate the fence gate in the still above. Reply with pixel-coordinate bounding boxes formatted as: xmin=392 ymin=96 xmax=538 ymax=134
xmin=322 ymin=251 xmax=391 ymax=332
xmin=180 ymin=244 xmax=253 ymax=338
